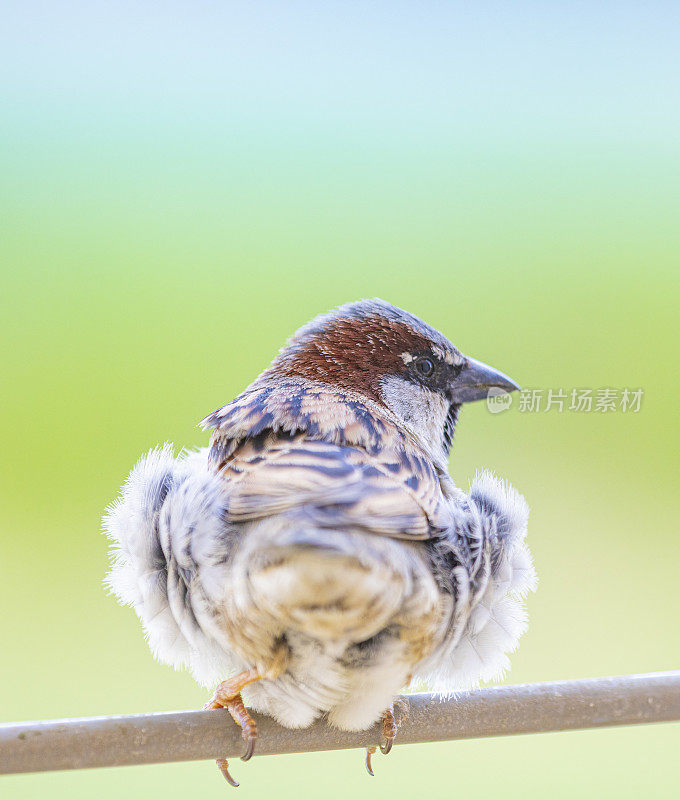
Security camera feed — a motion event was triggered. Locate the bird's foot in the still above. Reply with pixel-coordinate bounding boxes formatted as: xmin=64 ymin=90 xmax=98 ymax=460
xmin=364 ymin=708 xmax=396 ymax=774
xmin=364 ymin=699 xmax=409 ymax=776
xmin=204 ymin=669 xmax=263 ymax=787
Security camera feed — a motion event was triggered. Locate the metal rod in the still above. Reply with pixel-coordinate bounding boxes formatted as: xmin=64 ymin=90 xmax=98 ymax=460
xmin=1 ymin=672 xmax=679 ymax=776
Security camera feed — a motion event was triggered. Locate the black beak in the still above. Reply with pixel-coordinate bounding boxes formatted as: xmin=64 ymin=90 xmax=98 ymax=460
xmin=448 ymin=356 xmax=521 ymax=404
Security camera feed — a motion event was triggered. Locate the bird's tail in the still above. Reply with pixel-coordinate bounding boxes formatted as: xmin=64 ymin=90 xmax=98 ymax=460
xmin=102 ymin=444 xmax=233 ymax=684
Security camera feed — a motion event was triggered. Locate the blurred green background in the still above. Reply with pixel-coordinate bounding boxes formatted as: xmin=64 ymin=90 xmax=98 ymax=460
xmin=1 ymin=2 xmax=679 ymax=798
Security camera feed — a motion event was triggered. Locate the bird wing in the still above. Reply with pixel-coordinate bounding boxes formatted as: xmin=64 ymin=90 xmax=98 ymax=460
xmin=218 ymin=432 xmax=447 ymax=541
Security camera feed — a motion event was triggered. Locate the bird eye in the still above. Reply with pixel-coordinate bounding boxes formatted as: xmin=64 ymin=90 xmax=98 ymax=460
xmin=415 ymin=357 xmax=435 ymax=378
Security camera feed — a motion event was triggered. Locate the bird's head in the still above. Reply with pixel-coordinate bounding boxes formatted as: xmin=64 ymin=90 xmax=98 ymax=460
xmin=265 ymin=299 xmax=519 ymax=458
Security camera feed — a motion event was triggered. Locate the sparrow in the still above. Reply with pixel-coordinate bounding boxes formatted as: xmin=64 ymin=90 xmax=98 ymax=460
xmin=103 ymin=299 xmax=536 ymax=785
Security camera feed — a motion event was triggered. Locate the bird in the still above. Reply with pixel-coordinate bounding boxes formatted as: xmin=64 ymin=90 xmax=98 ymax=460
xmin=103 ymin=298 xmax=536 ymax=785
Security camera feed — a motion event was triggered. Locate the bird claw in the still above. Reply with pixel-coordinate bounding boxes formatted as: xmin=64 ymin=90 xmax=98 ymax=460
xmin=241 ymin=737 xmax=256 ymax=762
xmin=379 ymin=703 xmax=399 ymax=756
xmin=215 ymin=725 xmax=255 ymax=789
xmin=364 ymin=736 xmax=392 ymax=776
xmin=206 ymin=670 xmax=263 ymax=787
xmin=364 ymin=702 xmax=405 ymax=774
xmin=217 ymin=758 xmax=240 ymax=788
xmin=365 ymin=746 xmax=377 ymax=776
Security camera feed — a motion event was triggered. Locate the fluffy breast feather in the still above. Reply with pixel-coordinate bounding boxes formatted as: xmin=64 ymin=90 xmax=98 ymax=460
xmin=102 ymin=445 xmax=241 ymax=686
xmin=416 ymin=470 xmax=536 ymax=692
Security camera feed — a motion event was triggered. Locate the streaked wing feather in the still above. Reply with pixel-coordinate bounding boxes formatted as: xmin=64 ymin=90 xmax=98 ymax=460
xmin=221 ymin=434 xmax=440 ymax=540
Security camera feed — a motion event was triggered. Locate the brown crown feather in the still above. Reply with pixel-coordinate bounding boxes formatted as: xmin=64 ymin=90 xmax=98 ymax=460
xmin=266 ymin=314 xmax=433 ymax=405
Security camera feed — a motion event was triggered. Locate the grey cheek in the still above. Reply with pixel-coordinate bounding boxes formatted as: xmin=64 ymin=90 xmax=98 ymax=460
xmin=380 ymin=375 xmax=449 ymax=452
xmin=380 ymin=376 xmax=420 ymax=422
